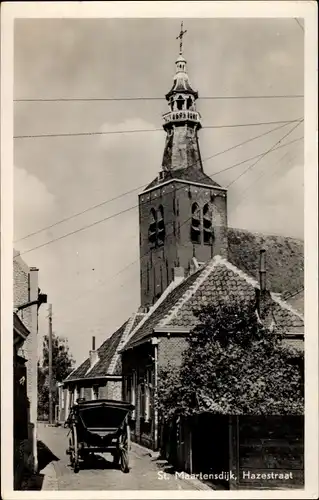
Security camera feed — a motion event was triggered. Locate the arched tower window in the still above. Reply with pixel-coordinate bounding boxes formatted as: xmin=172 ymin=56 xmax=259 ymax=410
xmin=148 ymin=206 xmax=165 ymax=248
xmin=148 ymin=208 xmax=157 ymax=247
xmin=203 ymin=203 xmax=214 ymax=245
xmin=157 ymin=205 xmax=165 ymax=246
xmin=191 ymin=202 xmax=201 ymax=244
xmin=186 ymin=97 xmax=193 ymax=110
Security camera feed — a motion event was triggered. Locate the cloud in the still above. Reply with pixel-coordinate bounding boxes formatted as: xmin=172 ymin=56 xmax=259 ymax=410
xmin=14 ymin=165 xmax=56 ymax=241
xmin=230 ymin=162 xmax=304 ymax=239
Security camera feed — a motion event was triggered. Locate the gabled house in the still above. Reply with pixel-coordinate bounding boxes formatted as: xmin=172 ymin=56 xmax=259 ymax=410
xmin=58 ymin=313 xmax=145 ymax=423
xmin=121 ymin=248 xmax=304 ymax=451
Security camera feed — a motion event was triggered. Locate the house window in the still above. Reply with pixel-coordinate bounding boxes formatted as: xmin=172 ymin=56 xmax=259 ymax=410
xmin=61 ymin=389 xmax=65 ymax=409
xmin=92 ymin=385 xmax=99 ymax=400
xmin=144 ymin=368 xmax=152 ymax=422
xmin=203 ymin=203 xmax=214 ymax=245
xmin=131 ymin=371 xmax=136 ymax=419
xmin=191 ymin=202 xmax=201 ymax=244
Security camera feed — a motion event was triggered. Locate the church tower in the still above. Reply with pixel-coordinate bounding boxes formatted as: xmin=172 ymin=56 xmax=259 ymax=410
xmin=139 ymin=23 xmax=228 ymax=308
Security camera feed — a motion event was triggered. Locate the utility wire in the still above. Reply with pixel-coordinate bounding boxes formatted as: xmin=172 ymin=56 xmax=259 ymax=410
xmin=14 ymin=131 xmax=302 ymax=256
xmin=231 ymin=144 xmax=302 ymax=214
xmin=14 ymin=119 xmax=302 ymax=140
xmin=14 ymin=94 xmax=304 ymax=103
xmin=15 ymin=121 xmax=303 ymax=243
xmin=48 ymin=124 xmax=305 ymax=316
xmin=14 ymin=130 xmax=302 ymax=257
xmin=50 ymin=132 xmax=303 ymax=322
xmin=226 ymin=120 xmax=303 ymax=188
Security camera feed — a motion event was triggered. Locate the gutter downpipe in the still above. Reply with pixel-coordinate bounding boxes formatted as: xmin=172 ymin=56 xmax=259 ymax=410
xmin=152 ymin=337 xmax=159 ymax=451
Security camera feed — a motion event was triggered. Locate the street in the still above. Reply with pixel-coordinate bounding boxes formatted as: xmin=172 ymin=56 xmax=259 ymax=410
xmin=37 ymin=423 xmax=209 ymax=491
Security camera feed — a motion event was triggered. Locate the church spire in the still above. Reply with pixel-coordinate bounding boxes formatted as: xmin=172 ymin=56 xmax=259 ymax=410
xmin=162 ymin=22 xmax=202 ymax=172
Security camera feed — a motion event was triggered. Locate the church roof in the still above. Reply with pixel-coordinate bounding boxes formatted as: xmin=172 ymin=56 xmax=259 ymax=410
xmin=227 ymin=228 xmax=304 ymax=298
xmin=123 ymin=229 xmax=304 ymax=351
xmin=123 ymin=250 xmax=304 ymax=351
xmin=144 ymin=166 xmax=222 ymax=191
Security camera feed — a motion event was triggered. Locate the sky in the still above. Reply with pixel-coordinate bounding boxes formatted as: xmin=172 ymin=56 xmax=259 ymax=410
xmin=13 ymin=18 xmax=304 ymax=365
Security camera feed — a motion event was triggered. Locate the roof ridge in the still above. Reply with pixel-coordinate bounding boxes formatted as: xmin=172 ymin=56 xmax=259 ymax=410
xmin=158 ymin=256 xmax=221 ymax=328
xmin=270 ymin=292 xmax=304 ymax=321
xmin=219 ymin=257 xmax=304 ymax=321
xmin=108 ymin=314 xmax=139 ymax=375
xmin=122 ymin=276 xmax=185 ymax=349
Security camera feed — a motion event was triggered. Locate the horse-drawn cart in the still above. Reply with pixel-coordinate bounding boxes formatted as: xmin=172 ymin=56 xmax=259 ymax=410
xmin=65 ymin=399 xmax=134 ymax=473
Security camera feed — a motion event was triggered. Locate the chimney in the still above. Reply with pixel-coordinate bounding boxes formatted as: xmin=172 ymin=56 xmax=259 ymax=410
xmin=256 ymin=248 xmax=273 ymax=325
xmin=259 ymin=248 xmax=266 ymax=292
xmin=89 ymin=336 xmax=99 ymax=367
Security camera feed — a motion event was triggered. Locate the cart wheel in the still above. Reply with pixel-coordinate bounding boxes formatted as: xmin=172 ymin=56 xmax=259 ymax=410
xmin=71 ymin=425 xmax=79 ymax=473
xmin=119 ymin=423 xmax=130 ymax=473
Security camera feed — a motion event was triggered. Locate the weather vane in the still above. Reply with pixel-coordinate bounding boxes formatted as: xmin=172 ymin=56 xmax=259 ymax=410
xmin=176 ymin=21 xmax=187 ymax=54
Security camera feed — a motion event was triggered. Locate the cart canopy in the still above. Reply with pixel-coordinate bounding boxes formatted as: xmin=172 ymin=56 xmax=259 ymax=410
xmin=75 ymin=399 xmax=134 ymax=430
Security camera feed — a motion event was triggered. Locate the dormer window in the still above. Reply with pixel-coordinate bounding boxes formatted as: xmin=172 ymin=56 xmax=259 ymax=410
xmin=191 ymin=202 xmax=201 ymax=244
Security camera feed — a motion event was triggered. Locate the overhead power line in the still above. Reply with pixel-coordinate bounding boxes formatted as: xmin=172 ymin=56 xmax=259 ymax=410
xmin=231 ymin=144 xmax=302 ymax=213
xmin=49 ymin=124 xmax=303 ymax=319
xmin=14 ymin=94 xmax=304 ymax=103
xmin=14 ymin=119 xmax=302 ymax=140
xmin=226 ymin=120 xmax=303 ymax=188
xmin=14 ymin=121 xmax=302 ymax=258
xmin=14 ymin=120 xmax=303 ymax=243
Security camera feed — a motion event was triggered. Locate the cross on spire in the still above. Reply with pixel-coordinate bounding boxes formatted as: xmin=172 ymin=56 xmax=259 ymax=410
xmin=176 ymin=21 xmax=187 ymax=54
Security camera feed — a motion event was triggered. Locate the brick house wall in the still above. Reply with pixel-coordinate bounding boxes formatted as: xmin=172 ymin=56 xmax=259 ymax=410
xmin=122 ymin=342 xmax=155 ymax=449
xmin=13 ymin=252 xmax=39 ymax=474
xmin=122 ymin=335 xmax=191 ymax=450
xmin=59 ymin=379 xmax=123 ymax=423
xmin=157 ymin=336 xmax=187 ymax=368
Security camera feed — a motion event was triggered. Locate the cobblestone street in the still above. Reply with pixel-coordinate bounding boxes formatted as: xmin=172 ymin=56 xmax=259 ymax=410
xmin=37 ymin=423 xmax=210 ymax=491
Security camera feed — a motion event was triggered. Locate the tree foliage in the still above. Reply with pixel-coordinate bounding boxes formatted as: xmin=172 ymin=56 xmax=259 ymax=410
xmin=38 ymin=333 xmax=74 ymax=418
xmin=157 ymin=299 xmax=304 ymax=419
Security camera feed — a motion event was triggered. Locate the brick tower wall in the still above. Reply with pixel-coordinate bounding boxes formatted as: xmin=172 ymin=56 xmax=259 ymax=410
xmin=139 ymin=180 xmax=228 ymax=308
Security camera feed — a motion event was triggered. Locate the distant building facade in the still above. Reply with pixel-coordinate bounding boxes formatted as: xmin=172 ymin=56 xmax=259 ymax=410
xmin=13 ymin=250 xmax=46 ymax=485
xmin=58 ymin=314 xmax=144 ymax=423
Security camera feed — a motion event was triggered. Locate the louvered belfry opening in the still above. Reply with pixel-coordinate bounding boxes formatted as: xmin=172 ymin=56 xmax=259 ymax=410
xmin=157 ymin=205 xmax=165 ymax=246
xmin=203 ymin=203 xmax=213 ymax=245
xmin=148 ymin=208 xmax=157 ymax=247
xmin=148 ymin=206 xmax=165 ymax=248
xmin=191 ymin=202 xmax=201 ymax=244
